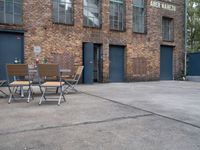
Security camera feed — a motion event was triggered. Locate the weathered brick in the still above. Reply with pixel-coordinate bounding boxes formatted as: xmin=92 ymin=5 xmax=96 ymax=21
xmin=0 ymin=0 xmax=185 ymax=82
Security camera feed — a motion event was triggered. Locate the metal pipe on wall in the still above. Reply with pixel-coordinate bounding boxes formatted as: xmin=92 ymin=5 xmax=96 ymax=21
xmin=184 ymin=0 xmax=188 ymax=78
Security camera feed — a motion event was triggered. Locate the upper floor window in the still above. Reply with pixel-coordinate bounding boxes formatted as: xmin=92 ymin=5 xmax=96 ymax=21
xmin=109 ymin=0 xmax=125 ymax=31
xmin=162 ymin=17 xmax=173 ymax=41
xmin=52 ymin=0 xmax=73 ymax=24
xmin=133 ymin=0 xmax=145 ymax=33
xmin=0 ymin=0 xmax=23 ymax=24
xmin=83 ymin=0 xmax=101 ymax=28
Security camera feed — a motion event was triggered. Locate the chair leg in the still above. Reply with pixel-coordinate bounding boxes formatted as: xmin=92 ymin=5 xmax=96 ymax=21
xmin=61 ymin=87 xmax=66 ymax=102
xmin=30 ymin=86 xmax=34 ymax=100
xmin=58 ymin=92 xmax=62 ymax=106
xmin=8 ymin=86 xmax=15 ymax=104
xmin=39 ymin=87 xmax=46 ymax=105
xmin=0 ymin=90 xmax=8 ymax=96
xmin=56 ymin=87 xmax=59 ymax=94
xmin=27 ymin=88 xmax=31 ymax=103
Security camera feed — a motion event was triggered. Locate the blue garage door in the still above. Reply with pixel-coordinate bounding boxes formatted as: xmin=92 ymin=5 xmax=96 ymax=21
xmin=188 ymin=52 xmax=200 ymax=76
xmin=160 ymin=46 xmax=173 ymax=80
xmin=0 ymin=32 xmax=24 ymax=80
xmin=109 ymin=46 xmax=124 ymax=82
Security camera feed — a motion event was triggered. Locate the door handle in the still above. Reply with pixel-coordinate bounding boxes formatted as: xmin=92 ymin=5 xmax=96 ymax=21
xmin=89 ymin=61 xmax=93 ymax=64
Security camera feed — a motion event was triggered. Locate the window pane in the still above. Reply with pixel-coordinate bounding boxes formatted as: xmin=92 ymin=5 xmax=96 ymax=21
xmin=109 ymin=0 xmax=124 ymax=31
xmin=0 ymin=0 xmax=22 ymax=24
xmin=14 ymin=3 xmax=22 ymax=15
xmin=133 ymin=0 xmax=143 ymax=7
xmin=14 ymin=0 xmax=22 ymax=3
xmin=0 ymin=1 xmax=4 ymax=23
xmin=59 ymin=3 xmax=65 ymax=23
xmin=53 ymin=0 xmax=73 ymax=24
xmin=5 ymin=1 xmax=13 ymax=24
xmin=133 ymin=0 xmax=145 ymax=33
xmin=53 ymin=0 xmax=59 ymax=22
xmin=162 ymin=18 xmax=173 ymax=41
xmin=83 ymin=0 xmax=100 ymax=27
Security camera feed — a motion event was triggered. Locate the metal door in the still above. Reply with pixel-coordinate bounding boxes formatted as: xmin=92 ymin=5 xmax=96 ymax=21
xmin=109 ymin=46 xmax=124 ymax=82
xmin=83 ymin=42 xmax=94 ymax=84
xmin=0 ymin=32 xmax=24 ymax=80
xmin=160 ymin=46 xmax=173 ymax=80
xmin=188 ymin=52 xmax=200 ymax=76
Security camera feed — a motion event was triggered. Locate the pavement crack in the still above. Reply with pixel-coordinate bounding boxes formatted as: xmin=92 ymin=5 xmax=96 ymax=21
xmin=81 ymin=91 xmax=200 ymax=130
xmin=0 ymin=114 xmax=153 ymax=136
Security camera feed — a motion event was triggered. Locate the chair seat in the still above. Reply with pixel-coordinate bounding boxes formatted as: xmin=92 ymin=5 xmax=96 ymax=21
xmin=10 ymin=81 xmax=32 ymax=86
xmin=41 ymin=81 xmax=65 ymax=87
xmin=61 ymin=75 xmax=72 ymax=79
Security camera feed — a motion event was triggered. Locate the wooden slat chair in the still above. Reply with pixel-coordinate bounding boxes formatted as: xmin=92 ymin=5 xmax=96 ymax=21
xmin=6 ymin=64 xmax=33 ymax=103
xmin=63 ymin=66 xmax=84 ymax=93
xmin=37 ymin=64 xmax=66 ymax=105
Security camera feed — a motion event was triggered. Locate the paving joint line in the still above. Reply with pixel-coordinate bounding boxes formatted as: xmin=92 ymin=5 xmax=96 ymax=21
xmin=81 ymin=91 xmax=200 ymax=130
xmin=0 ymin=114 xmax=153 ymax=136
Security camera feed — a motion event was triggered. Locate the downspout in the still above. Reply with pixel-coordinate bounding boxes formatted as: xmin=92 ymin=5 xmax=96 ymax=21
xmin=184 ymin=0 xmax=187 ymax=78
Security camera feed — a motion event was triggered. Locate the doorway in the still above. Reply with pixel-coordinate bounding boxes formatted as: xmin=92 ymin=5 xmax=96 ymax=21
xmin=83 ymin=42 xmax=103 ymax=84
xmin=109 ymin=45 xmax=125 ymax=82
xmin=93 ymin=44 xmax=103 ymax=82
xmin=160 ymin=45 xmax=173 ymax=80
xmin=0 ymin=31 xmax=24 ymax=80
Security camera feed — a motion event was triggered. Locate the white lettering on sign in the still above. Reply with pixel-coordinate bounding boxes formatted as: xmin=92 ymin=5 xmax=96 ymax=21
xmin=150 ymin=0 xmax=176 ymax=11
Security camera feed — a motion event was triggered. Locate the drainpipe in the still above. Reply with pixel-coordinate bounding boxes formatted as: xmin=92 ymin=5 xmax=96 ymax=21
xmin=184 ymin=0 xmax=187 ymax=78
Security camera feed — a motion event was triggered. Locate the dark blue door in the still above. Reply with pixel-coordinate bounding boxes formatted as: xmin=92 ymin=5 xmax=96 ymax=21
xmin=0 ymin=32 xmax=24 ymax=80
xmin=188 ymin=52 xmax=200 ymax=76
xmin=83 ymin=42 xmax=94 ymax=84
xmin=109 ymin=46 xmax=124 ymax=82
xmin=160 ymin=46 xmax=173 ymax=80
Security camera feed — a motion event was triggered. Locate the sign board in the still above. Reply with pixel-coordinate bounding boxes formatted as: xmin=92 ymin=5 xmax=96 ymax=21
xmin=150 ymin=0 xmax=176 ymax=11
xmin=33 ymin=46 xmax=41 ymax=55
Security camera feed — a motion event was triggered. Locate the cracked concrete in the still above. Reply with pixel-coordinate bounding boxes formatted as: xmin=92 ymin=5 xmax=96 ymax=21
xmin=0 ymin=81 xmax=200 ymax=150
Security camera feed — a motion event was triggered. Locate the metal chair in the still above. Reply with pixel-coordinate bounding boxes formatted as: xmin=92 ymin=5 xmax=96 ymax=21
xmin=37 ymin=64 xmax=66 ymax=105
xmin=6 ymin=64 xmax=33 ymax=103
xmin=0 ymin=80 xmax=8 ymax=97
xmin=62 ymin=66 xmax=84 ymax=93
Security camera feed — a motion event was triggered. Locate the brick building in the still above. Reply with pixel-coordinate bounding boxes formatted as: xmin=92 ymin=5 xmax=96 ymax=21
xmin=0 ymin=0 xmax=185 ymax=83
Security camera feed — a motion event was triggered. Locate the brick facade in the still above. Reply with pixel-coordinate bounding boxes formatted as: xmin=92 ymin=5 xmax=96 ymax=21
xmin=0 ymin=0 xmax=185 ymax=82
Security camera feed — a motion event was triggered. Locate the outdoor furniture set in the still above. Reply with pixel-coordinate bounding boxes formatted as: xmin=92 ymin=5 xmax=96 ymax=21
xmin=3 ymin=64 xmax=84 ymax=105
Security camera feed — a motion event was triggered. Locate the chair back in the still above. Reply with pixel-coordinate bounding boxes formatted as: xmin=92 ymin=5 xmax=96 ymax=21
xmin=74 ymin=66 xmax=84 ymax=81
xmin=6 ymin=64 xmax=30 ymax=84
xmin=37 ymin=64 xmax=59 ymax=78
xmin=7 ymin=64 xmax=29 ymax=77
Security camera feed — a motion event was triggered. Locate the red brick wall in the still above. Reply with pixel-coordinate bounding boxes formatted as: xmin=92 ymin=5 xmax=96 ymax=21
xmin=0 ymin=0 xmax=185 ymax=82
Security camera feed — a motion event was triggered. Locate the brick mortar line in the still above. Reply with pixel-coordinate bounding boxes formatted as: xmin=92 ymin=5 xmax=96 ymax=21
xmin=81 ymin=91 xmax=200 ymax=130
xmin=0 ymin=114 xmax=153 ymax=136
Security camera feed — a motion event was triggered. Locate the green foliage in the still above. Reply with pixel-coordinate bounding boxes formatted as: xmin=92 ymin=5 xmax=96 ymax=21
xmin=187 ymin=0 xmax=200 ymax=52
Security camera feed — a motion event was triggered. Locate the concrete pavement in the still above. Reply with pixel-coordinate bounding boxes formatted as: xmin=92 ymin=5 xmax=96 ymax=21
xmin=0 ymin=81 xmax=200 ymax=150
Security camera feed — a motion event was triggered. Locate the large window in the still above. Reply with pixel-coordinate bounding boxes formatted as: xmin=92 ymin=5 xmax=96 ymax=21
xmin=162 ymin=17 xmax=173 ymax=41
xmin=52 ymin=0 xmax=73 ymax=24
xmin=0 ymin=0 xmax=23 ymax=24
xmin=109 ymin=0 xmax=125 ymax=31
xmin=83 ymin=0 xmax=101 ymax=28
xmin=133 ymin=0 xmax=145 ymax=33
